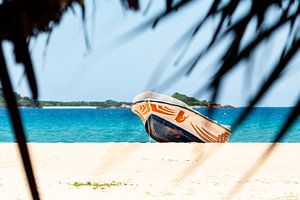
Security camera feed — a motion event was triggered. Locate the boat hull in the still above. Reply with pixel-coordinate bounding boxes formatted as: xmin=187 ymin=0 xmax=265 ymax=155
xmin=132 ymin=98 xmax=232 ymax=143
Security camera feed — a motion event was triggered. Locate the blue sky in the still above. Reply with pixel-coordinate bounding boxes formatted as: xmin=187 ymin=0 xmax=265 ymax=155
xmin=2 ymin=1 xmax=300 ymax=106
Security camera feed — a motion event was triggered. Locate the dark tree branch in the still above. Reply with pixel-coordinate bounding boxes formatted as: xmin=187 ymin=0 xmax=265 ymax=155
xmin=233 ymin=38 xmax=300 ymax=129
xmin=0 ymin=43 xmax=40 ymax=200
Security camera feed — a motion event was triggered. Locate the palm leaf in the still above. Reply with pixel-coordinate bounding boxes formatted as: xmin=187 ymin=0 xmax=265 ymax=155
xmin=0 ymin=43 xmax=40 ymax=200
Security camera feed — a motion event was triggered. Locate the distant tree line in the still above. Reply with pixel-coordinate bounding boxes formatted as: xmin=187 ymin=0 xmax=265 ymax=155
xmin=39 ymin=100 xmax=131 ymax=108
xmin=0 ymin=88 xmax=230 ymax=108
xmin=172 ymin=92 xmax=209 ymax=106
xmin=171 ymin=92 xmax=232 ymax=108
xmin=1 ymin=87 xmax=39 ymax=107
xmin=0 ymin=89 xmax=132 ymax=108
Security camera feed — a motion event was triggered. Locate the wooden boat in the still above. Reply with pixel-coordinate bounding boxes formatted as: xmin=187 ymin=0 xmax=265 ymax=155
xmin=131 ymin=91 xmax=232 ymax=143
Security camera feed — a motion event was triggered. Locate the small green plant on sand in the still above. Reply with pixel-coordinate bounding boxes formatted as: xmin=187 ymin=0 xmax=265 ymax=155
xmin=70 ymin=181 xmax=127 ymax=190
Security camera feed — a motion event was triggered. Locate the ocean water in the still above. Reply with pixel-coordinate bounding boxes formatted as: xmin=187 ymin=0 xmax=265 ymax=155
xmin=0 ymin=108 xmax=299 ymax=142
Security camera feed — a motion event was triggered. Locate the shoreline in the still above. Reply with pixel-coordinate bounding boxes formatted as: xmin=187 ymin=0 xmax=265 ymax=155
xmin=42 ymin=106 xmax=98 ymax=109
xmin=1 ymin=143 xmax=299 ymax=199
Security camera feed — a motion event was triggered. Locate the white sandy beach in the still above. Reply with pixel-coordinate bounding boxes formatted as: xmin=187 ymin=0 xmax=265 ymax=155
xmin=0 ymin=143 xmax=300 ymax=200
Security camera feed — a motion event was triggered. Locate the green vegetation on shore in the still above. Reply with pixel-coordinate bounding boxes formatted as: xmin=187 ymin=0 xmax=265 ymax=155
xmin=172 ymin=92 xmax=208 ymax=106
xmin=171 ymin=92 xmax=232 ymax=108
xmin=0 ymin=88 xmax=232 ymax=108
xmin=39 ymin=100 xmax=131 ymax=108
xmin=0 ymin=88 xmax=39 ymax=107
xmin=0 ymin=88 xmax=131 ymax=108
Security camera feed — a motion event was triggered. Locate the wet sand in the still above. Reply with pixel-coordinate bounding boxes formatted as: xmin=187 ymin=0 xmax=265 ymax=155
xmin=0 ymin=143 xmax=299 ymax=199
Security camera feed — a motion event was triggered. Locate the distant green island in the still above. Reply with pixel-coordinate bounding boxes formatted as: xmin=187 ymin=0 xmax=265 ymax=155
xmin=171 ymin=92 xmax=233 ymax=108
xmin=0 ymin=88 xmax=233 ymax=108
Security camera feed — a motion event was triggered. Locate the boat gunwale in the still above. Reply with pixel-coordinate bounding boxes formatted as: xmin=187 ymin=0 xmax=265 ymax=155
xmin=132 ymin=99 xmax=232 ymax=133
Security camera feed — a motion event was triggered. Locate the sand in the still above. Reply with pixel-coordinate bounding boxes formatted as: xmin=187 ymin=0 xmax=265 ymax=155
xmin=0 ymin=143 xmax=300 ymax=200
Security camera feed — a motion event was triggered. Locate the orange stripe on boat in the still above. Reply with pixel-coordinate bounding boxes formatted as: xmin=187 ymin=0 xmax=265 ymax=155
xmin=141 ymin=103 xmax=150 ymax=115
xmin=150 ymin=103 xmax=175 ymax=116
xmin=197 ymin=126 xmax=218 ymax=142
xmin=140 ymin=105 xmax=145 ymax=113
xmin=161 ymin=105 xmax=176 ymax=113
xmin=218 ymin=132 xmax=229 ymax=142
xmin=190 ymin=122 xmax=210 ymax=142
xmin=175 ymin=110 xmax=189 ymax=123
xmin=157 ymin=105 xmax=176 ymax=113
xmin=195 ymin=125 xmax=217 ymax=142
xmin=201 ymin=127 xmax=219 ymax=141
xmin=134 ymin=109 xmax=145 ymax=122
xmin=218 ymin=134 xmax=223 ymax=142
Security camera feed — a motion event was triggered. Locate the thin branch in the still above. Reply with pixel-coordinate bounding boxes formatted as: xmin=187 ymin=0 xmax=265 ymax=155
xmin=0 ymin=42 xmax=40 ymax=200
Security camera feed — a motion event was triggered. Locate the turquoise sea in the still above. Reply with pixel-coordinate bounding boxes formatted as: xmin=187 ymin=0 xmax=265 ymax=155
xmin=0 ymin=108 xmax=299 ymax=142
